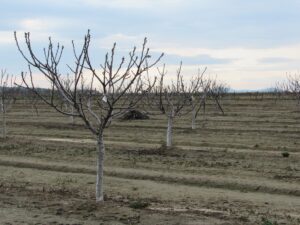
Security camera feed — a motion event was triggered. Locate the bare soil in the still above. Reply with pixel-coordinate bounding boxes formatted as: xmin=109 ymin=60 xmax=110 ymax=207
xmin=0 ymin=94 xmax=299 ymax=225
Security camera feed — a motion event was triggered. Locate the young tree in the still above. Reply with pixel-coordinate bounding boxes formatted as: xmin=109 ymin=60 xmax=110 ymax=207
xmin=208 ymin=79 xmax=229 ymax=115
xmin=283 ymin=75 xmax=300 ymax=104
xmin=61 ymin=75 xmax=75 ymax=124
xmin=0 ymin=70 xmax=16 ymax=139
xmin=152 ymin=63 xmax=201 ymax=147
xmin=15 ymin=30 xmax=163 ymax=202
xmin=273 ymin=84 xmax=284 ymax=104
xmin=30 ymin=94 xmax=40 ymax=117
xmin=190 ymin=68 xmax=209 ymax=130
xmin=191 ymin=76 xmax=229 ymax=130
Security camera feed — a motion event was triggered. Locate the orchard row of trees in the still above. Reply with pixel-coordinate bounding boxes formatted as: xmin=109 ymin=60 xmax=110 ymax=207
xmin=275 ymin=75 xmax=300 ymax=104
xmin=0 ymin=31 xmax=299 ymax=202
xmin=1 ymin=31 xmax=228 ymax=202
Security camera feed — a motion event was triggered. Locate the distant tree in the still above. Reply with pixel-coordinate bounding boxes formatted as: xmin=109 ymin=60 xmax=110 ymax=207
xmin=15 ymin=30 xmax=163 ymax=202
xmin=19 ymin=89 xmax=41 ymax=117
xmin=150 ymin=63 xmax=201 ymax=147
xmin=282 ymin=74 xmax=300 ymax=104
xmin=273 ymin=85 xmax=284 ymax=104
xmin=191 ymin=76 xmax=229 ymax=129
xmin=190 ymin=68 xmax=209 ymax=130
xmin=0 ymin=70 xmax=16 ymax=139
xmin=208 ymin=79 xmax=229 ymax=115
xmin=30 ymin=94 xmax=40 ymax=117
xmin=61 ymin=75 xmax=75 ymax=124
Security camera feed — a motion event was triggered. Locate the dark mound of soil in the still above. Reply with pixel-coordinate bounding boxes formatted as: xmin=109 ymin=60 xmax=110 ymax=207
xmin=121 ymin=110 xmax=150 ymax=120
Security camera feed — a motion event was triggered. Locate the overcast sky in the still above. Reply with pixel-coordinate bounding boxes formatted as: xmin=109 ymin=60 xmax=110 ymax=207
xmin=1 ymin=0 xmax=300 ymax=90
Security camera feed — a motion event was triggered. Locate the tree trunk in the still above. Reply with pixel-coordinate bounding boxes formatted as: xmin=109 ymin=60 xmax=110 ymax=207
xmin=215 ymin=98 xmax=224 ymax=115
xmin=32 ymin=104 xmax=39 ymax=117
xmin=70 ymin=105 xmax=74 ymax=124
xmin=192 ymin=106 xmax=196 ymax=130
xmin=96 ymin=133 xmax=105 ymax=202
xmin=2 ymin=112 xmax=6 ymax=139
xmin=166 ymin=115 xmax=174 ymax=147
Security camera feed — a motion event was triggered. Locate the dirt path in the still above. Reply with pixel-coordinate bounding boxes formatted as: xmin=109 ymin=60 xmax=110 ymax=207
xmin=0 ymin=156 xmax=299 ymax=206
xmin=0 ymin=160 xmax=299 ymax=225
xmin=40 ymin=137 xmax=300 ymax=155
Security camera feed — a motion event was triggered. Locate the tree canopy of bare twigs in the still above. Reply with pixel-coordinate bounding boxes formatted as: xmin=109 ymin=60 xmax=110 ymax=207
xmin=14 ymin=30 xmax=163 ymax=202
xmin=277 ymin=74 xmax=300 ymax=105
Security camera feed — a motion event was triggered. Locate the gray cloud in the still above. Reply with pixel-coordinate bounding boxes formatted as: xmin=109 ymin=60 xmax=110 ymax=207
xmin=2 ymin=0 xmax=300 ymax=49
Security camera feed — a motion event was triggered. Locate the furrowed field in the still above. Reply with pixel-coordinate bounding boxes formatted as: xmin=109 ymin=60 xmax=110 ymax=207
xmin=0 ymin=94 xmax=299 ymax=225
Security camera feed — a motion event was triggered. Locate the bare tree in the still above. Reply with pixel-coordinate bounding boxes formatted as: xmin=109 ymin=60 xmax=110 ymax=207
xmin=30 ymin=94 xmax=40 ymax=117
xmin=0 ymin=70 xmax=16 ymax=139
xmin=208 ymin=79 xmax=229 ymax=115
xmin=273 ymin=85 xmax=283 ymax=104
xmin=150 ymin=63 xmax=201 ymax=147
xmin=61 ymin=75 xmax=75 ymax=124
xmin=191 ymin=76 xmax=229 ymax=130
xmin=190 ymin=68 xmax=210 ymax=130
xmin=280 ymin=74 xmax=300 ymax=105
xmin=20 ymin=89 xmax=41 ymax=117
xmin=15 ymin=30 xmax=163 ymax=202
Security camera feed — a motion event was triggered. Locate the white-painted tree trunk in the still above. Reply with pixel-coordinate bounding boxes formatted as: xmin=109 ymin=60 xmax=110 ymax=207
xmin=96 ymin=133 xmax=105 ymax=202
xmin=166 ymin=115 xmax=174 ymax=147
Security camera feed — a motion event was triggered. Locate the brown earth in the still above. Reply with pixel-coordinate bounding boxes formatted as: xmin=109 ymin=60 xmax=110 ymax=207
xmin=0 ymin=94 xmax=299 ymax=225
